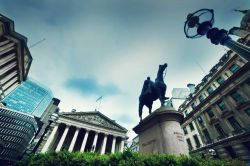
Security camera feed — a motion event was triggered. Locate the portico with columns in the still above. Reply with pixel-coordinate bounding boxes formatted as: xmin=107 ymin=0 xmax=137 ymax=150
xmin=39 ymin=111 xmax=128 ymax=154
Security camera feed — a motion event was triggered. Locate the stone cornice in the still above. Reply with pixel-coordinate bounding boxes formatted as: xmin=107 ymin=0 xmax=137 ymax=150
xmin=191 ymin=131 xmax=250 ymax=153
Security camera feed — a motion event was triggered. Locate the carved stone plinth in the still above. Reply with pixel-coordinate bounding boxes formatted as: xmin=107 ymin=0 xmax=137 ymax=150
xmin=133 ymin=106 xmax=189 ymax=155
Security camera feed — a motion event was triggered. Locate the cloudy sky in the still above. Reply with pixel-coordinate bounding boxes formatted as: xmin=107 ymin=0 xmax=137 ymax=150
xmin=0 ymin=0 xmax=248 ymax=139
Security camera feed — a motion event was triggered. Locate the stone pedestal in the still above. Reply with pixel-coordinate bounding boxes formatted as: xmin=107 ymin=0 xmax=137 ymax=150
xmin=133 ymin=106 xmax=189 ymax=155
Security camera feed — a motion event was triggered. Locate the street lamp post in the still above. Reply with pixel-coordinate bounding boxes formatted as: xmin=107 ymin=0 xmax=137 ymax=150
xmin=184 ymin=9 xmax=250 ymax=61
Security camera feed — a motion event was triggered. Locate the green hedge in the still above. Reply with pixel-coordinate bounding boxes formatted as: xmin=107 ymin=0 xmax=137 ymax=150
xmin=15 ymin=149 xmax=245 ymax=166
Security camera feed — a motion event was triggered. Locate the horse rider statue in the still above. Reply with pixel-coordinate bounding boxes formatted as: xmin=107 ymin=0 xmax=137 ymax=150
xmin=138 ymin=63 xmax=168 ymax=121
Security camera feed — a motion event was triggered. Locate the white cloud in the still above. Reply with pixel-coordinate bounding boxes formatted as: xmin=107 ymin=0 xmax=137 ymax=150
xmin=1 ymin=0 xmax=248 ymax=140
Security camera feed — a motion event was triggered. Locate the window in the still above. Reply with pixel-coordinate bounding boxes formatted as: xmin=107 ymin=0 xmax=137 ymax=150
xmin=183 ymin=127 xmax=188 ymax=135
xmin=217 ymin=100 xmax=226 ymax=111
xmin=186 ymin=138 xmax=193 ymax=150
xmin=184 ymin=110 xmax=188 ymax=117
xmin=216 ymin=76 xmax=225 ymax=85
xmin=207 ymin=86 xmax=214 ymax=94
xmin=207 ymin=108 xmax=215 ymax=118
xmin=247 ymin=79 xmax=250 ymax=86
xmin=214 ymin=124 xmax=226 ymax=138
xmin=197 ymin=116 xmax=203 ymax=124
xmin=244 ymin=108 xmax=250 ymax=117
xmin=198 ymin=95 xmax=204 ymax=102
xmin=191 ymin=103 xmax=196 ymax=109
xmin=225 ymin=73 xmax=229 ymax=78
xmin=193 ymin=134 xmax=201 ymax=148
xmin=243 ymin=141 xmax=250 ymax=153
xmin=203 ymin=129 xmax=212 ymax=144
xmin=228 ymin=117 xmax=242 ymax=131
xmin=230 ymin=91 xmax=244 ymax=103
xmin=189 ymin=122 xmax=195 ymax=131
xmin=225 ymin=146 xmax=237 ymax=159
xmin=229 ymin=64 xmax=240 ymax=73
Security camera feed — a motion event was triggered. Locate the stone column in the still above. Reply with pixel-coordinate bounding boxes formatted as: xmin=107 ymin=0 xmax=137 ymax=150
xmin=101 ymin=134 xmax=107 ymax=154
xmin=91 ymin=132 xmax=99 ymax=152
xmin=202 ymin=112 xmax=216 ymax=139
xmin=120 ymin=139 xmax=125 ymax=152
xmin=41 ymin=123 xmax=59 ymax=153
xmin=226 ymin=95 xmax=237 ymax=108
xmin=242 ymin=83 xmax=250 ymax=99
xmin=80 ymin=129 xmax=89 ymax=152
xmin=56 ymin=125 xmax=69 ymax=152
xmin=111 ymin=136 xmax=116 ymax=153
xmin=238 ymin=85 xmax=249 ymax=100
xmin=68 ymin=127 xmax=80 ymax=152
xmin=223 ymin=96 xmax=231 ymax=111
xmin=193 ymin=118 xmax=204 ymax=146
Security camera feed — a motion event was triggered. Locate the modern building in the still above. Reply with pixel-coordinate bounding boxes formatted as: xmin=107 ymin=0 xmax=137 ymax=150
xmin=2 ymin=79 xmax=53 ymax=118
xmin=25 ymin=98 xmax=60 ymax=154
xmin=0 ymin=14 xmax=32 ymax=99
xmin=0 ymin=106 xmax=38 ymax=164
xmin=179 ymin=38 xmax=250 ymax=162
xmin=37 ymin=110 xmax=128 ymax=154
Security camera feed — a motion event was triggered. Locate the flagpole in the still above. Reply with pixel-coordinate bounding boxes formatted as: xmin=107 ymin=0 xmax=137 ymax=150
xmin=95 ymin=96 xmax=103 ymax=111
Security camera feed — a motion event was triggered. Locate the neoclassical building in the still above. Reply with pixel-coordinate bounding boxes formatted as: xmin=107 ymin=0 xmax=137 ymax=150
xmin=37 ymin=110 xmax=128 ymax=154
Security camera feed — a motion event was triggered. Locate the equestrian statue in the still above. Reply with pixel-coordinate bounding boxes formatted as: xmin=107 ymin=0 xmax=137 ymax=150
xmin=138 ymin=63 xmax=168 ymax=121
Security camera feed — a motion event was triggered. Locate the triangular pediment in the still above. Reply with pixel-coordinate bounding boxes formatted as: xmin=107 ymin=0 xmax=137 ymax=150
xmin=59 ymin=111 xmax=127 ymax=132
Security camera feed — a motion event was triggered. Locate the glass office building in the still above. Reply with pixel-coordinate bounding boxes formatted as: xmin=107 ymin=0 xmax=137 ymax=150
xmin=2 ymin=78 xmax=53 ymax=118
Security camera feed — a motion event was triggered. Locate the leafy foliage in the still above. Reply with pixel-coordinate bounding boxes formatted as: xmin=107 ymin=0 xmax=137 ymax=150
xmin=15 ymin=149 xmax=245 ymax=166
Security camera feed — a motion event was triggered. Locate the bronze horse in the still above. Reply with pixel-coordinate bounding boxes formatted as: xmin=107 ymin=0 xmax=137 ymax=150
xmin=139 ymin=63 xmax=168 ymax=121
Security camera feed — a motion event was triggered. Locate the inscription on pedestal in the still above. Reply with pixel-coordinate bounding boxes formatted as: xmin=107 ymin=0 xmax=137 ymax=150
xmin=173 ymin=132 xmax=184 ymax=142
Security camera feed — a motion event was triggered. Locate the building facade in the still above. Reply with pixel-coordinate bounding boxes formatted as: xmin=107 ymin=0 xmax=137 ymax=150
xmin=2 ymin=79 xmax=53 ymax=118
xmin=37 ymin=110 xmax=128 ymax=154
xmin=0 ymin=106 xmax=38 ymax=164
xmin=0 ymin=14 xmax=32 ymax=99
xmin=179 ymin=9 xmax=250 ymax=162
xmin=179 ymin=48 xmax=250 ymax=161
xmin=130 ymin=135 xmax=139 ymax=152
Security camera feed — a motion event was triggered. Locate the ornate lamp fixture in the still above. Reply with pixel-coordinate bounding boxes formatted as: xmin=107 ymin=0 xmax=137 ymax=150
xmin=184 ymin=9 xmax=250 ymax=61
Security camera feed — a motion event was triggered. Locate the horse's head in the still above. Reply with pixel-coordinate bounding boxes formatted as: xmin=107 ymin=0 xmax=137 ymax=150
xmin=159 ymin=63 xmax=168 ymax=72
xmin=159 ymin=63 xmax=168 ymax=70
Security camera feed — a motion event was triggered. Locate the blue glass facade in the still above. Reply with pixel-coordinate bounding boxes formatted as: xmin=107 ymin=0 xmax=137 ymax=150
xmin=2 ymin=78 xmax=53 ymax=118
